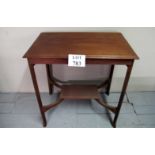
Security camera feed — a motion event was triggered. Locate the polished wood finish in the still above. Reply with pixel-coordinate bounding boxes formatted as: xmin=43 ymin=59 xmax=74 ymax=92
xmin=60 ymin=85 xmax=100 ymax=100
xmin=28 ymin=61 xmax=47 ymax=127
xmin=42 ymin=98 xmax=64 ymax=112
xmin=106 ymin=65 xmax=115 ymax=95
xmin=28 ymin=58 xmax=134 ymax=65
xmin=113 ymin=63 xmax=134 ymax=127
xmin=46 ymin=64 xmax=53 ymax=94
xmin=24 ymin=32 xmax=139 ymax=127
xmin=95 ymin=98 xmax=117 ymax=113
xmin=23 ymin=32 xmax=139 ymax=60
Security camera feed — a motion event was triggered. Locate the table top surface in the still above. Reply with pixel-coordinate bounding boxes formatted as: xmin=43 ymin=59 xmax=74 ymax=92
xmin=23 ymin=32 xmax=139 ymax=60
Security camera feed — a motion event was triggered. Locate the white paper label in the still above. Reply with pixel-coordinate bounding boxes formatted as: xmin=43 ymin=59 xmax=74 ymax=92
xmin=68 ymin=54 xmax=86 ymax=67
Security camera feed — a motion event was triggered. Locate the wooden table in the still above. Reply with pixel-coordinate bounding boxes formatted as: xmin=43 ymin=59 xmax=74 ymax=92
xmin=23 ymin=32 xmax=139 ymax=127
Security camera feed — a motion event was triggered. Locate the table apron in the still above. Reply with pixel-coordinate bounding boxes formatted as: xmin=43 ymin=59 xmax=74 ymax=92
xmin=28 ymin=58 xmax=133 ymax=65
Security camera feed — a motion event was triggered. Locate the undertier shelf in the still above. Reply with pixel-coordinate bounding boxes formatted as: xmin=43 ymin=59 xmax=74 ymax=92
xmin=60 ymin=85 xmax=100 ymax=100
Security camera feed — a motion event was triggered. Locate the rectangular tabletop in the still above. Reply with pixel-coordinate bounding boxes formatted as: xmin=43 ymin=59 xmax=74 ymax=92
xmin=23 ymin=32 xmax=139 ymax=60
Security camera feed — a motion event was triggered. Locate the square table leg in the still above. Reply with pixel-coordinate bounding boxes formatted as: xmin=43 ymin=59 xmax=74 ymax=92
xmin=28 ymin=61 xmax=47 ymax=127
xmin=112 ymin=62 xmax=134 ymax=127
xmin=106 ymin=65 xmax=115 ymax=95
xmin=46 ymin=64 xmax=53 ymax=94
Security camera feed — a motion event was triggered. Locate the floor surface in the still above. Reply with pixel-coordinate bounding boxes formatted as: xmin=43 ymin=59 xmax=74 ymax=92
xmin=0 ymin=92 xmax=155 ymax=128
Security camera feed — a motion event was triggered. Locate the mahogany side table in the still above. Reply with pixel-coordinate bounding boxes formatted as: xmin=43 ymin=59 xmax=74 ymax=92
xmin=23 ymin=32 xmax=139 ymax=127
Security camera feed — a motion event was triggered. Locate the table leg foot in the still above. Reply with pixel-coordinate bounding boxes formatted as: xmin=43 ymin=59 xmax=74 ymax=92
xmin=41 ymin=112 xmax=47 ymax=127
xmin=112 ymin=122 xmax=116 ymax=128
xmin=49 ymin=88 xmax=53 ymax=95
xmin=43 ymin=120 xmax=47 ymax=127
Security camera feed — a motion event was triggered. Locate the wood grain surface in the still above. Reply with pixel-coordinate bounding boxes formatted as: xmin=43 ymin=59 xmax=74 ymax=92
xmin=23 ymin=32 xmax=139 ymax=60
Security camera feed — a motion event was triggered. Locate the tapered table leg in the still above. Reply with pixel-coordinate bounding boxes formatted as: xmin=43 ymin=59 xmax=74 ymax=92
xmin=106 ymin=65 xmax=114 ymax=95
xmin=113 ymin=62 xmax=134 ymax=127
xmin=28 ymin=61 xmax=47 ymax=127
xmin=46 ymin=64 xmax=53 ymax=94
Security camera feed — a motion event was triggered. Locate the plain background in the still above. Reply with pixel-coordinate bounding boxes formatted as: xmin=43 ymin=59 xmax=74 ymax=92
xmin=0 ymin=27 xmax=155 ymax=92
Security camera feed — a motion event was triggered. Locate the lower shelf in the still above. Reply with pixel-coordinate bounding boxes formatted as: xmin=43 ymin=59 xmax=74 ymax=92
xmin=60 ymin=85 xmax=100 ymax=100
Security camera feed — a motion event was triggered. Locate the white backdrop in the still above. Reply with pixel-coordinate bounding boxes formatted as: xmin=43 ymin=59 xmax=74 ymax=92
xmin=0 ymin=27 xmax=155 ymax=92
